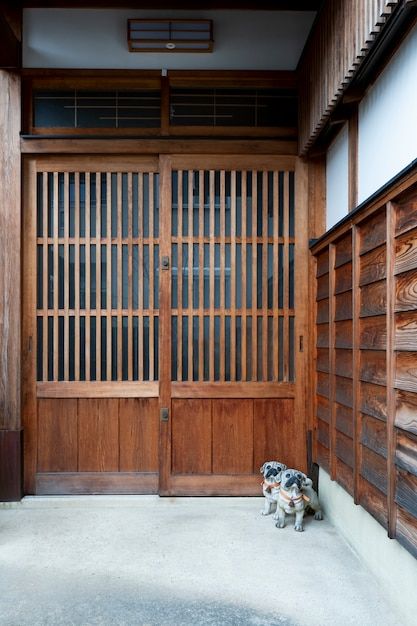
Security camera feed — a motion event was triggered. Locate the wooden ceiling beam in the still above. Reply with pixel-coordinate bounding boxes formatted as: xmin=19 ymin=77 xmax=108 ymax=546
xmin=19 ymin=1 xmax=321 ymax=10
xmin=0 ymin=5 xmax=21 ymax=68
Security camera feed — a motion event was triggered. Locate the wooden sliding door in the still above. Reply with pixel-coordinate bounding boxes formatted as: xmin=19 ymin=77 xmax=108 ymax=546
xmin=23 ymin=154 xmax=308 ymax=495
xmin=159 ymin=156 xmax=308 ymax=495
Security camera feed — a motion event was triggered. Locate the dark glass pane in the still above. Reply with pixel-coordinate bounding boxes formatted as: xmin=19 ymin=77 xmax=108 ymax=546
xmin=58 ymin=244 xmax=64 ymax=309
xmin=278 ymin=316 xmax=284 ymax=381
xmin=257 ymin=243 xmax=263 ymax=309
xmin=48 ymin=245 xmax=53 ymax=309
xmin=48 ymin=173 xmax=54 ymax=237
xmin=111 ymin=173 xmax=117 ymax=237
xmin=69 ymin=245 xmax=75 ymax=309
xmin=268 ymin=171 xmax=274 ymax=237
xmin=193 ymin=244 xmax=199 ymax=309
xmin=69 ymin=173 xmax=75 ymax=238
xmin=143 ymin=316 xmax=150 ymax=380
xmin=246 ymin=316 xmax=252 ymax=381
xmin=193 ymin=171 xmax=199 ymax=237
xmin=69 ymin=316 xmax=75 ymax=381
xmin=48 ymin=317 xmax=54 ymax=381
xmin=171 ymin=244 xmax=178 ymax=308
xmin=122 ymin=244 xmax=128 ymax=309
xmin=257 ymin=171 xmax=263 ymax=237
xmin=278 ymin=172 xmax=284 ymax=237
xmin=80 ymin=245 xmax=86 ymax=309
xmin=214 ymin=244 xmax=220 ymax=309
xmin=171 ymin=316 xmax=178 ymax=381
xmin=225 ymin=316 xmax=231 ymax=381
xmin=101 ymin=173 xmax=107 ymax=238
xmin=246 ymin=244 xmax=252 ymax=308
xmin=192 ymin=316 xmax=199 ymax=381
xmin=289 ymin=316 xmax=295 ymax=382
xmin=111 ymin=245 xmax=117 ymax=309
xmin=225 ymin=171 xmax=231 ymax=237
xmin=182 ymin=244 xmax=189 ymax=309
xmin=289 ymin=172 xmax=295 ymax=237
xmin=133 ymin=316 xmax=139 ymax=381
xmin=36 ymin=173 xmax=43 ymax=237
xmin=111 ymin=316 xmax=117 ymax=381
xmin=132 ymin=174 xmax=139 ymax=238
xmin=257 ymin=316 xmax=263 ymax=381
xmin=267 ymin=244 xmax=273 ymax=309
xmin=204 ymin=244 xmax=210 ymax=308
xmin=278 ymin=244 xmax=284 ymax=309
xmin=204 ymin=171 xmax=210 ymax=237
xmin=235 ymin=315 xmax=242 ymax=381
xmin=122 ymin=316 xmax=128 ymax=381
xmin=143 ymin=174 xmax=149 ymax=238
xmin=154 ymin=316 xmax=159 ymax=380
xmin=90 ymin=316 xmax=97 ymax=381
xmin=90 ymin=173 xmax=96 ymax=238
xmin=154 ymin=245 xmax=159 ymax=309
xmin=33 ymin=91 xmax=75 ymax=128
xmin=90 ymin=245 xmax=97 ymax=310
xmin=143 ymin=245 xmax=149 ymax=309
xmin=182 ymin=171 xmax=189 ymax=236
xmin=153 ymin=174 xmax=160 ymax=238
xmin=214 ymin=171 xmax=220 ymax=236
xmin=80 ymin=316 xmax=86 ymax=381
xmin=204 ymin=316 xmax=210 ymax=381
xmin=122 ymin=173 xmax=129 ymax=238
xmin=101 ymin=245 xmax=107 ymax=309
xmin=172 ymin=172 xmax=178 ymax=237
xmin=101 ymin=317 xmax=107 ymax=381
xmin=214 ymin=315 xmax=220 ymax=381
xmin=37 ymin=317 xmax=43 ymax=382
xmin=79 ymin=174 xmax=86 ymax=237
xmin=289 ymin=243 xmax=295 ymax=309
xmin=225 ymin=244 xmax=231 ymax=309
xmin=58 ymin=173 xmax=65 ymax=237
xmin=37 ymin=245 xmax=43 ymax=310
xmin=235 ymin=244 xmax=242 ymax=309
xmin=182 ymin=316 xmax=188 ymax=382
xmin=235 ymin=171 xmax=242 ymax=237
xmin=246 ymin=173 xmax=252 ymax=237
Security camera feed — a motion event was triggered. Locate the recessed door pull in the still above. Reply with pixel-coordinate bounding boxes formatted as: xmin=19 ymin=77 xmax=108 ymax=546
xmin=161 ymin=256 xmax=170 ymax=270
xmin=160 ymin=407 xmax=169 ymax=422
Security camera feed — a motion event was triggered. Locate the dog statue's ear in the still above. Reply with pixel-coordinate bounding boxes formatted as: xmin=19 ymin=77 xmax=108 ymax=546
xmin=260 ymin=463 xmax=266 ymax=474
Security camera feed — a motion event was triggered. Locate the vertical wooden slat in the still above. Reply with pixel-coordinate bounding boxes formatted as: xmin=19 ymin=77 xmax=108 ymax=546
xmin=96 ymin=172 xmax=101 ymax=382
xmin=220 ymin=170 xmax=225 ymax=382
xmin=149 ymin=172 xmax=155 ymax=382
xmin=209 ymin=170 xmax=215 ymax=381
xmin=283 ymin=172 xmax=289 ymax=381
xmin=177 ymin=170 xmax=183 ymax=381
xmin=273 ymin=171 xmax=279 ymax=382
xmin=251 ymin=171 xmax=258 ymax=381
xmin=198 ymin=170 xmax=204 ymax=380
xmin=127 ymin=172 xmax=133 ymax=381
xmin=106 ymin=172 xmax=112 ymax=382
xmin=53 ymin=172 xmax=59 ymax=381
xmin=262 ymin=170 xmax=268 ymax=381
xmin=241 ymin=170 xmax=247 ymax=381
xmin=329 ymin=243 xmax=336 ymax=480
xmin=188 ymin=170 xmax=193 ymax=381
xmin=74 ymin=172 xmax=80 ymax=382
xmin=352 ymin=225 xmax=360 ymax=503
xmin=117 ymin=172 xmax=122 ymax=381
xmin=42 ymin=172 xmax=48 ymax=380
xmin=230 ymin=170 xmax=236 ymax=382
xmin=85 ymin=172 xmax=91 ymax=381
xmin=64 ymin=172 xmax=69 ymax=381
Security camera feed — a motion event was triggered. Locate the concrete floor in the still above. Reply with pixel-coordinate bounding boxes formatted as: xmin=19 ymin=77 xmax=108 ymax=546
xmin=0 ymin=496 xmax=402 ymax=626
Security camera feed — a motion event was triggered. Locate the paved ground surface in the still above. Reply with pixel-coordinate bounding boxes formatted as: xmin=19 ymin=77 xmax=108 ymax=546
xmin=0 ymin=496 xmax=402 ymax=626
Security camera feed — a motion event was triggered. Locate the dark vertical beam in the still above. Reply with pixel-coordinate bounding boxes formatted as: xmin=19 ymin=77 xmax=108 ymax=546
xmin=0 ymin=70 xmax=22 ymax=501
xmin=0 ymin=6 xmax=21 ymax=69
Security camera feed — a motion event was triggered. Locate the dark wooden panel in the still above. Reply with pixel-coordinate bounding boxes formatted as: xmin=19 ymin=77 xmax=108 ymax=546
xmin=359 ymin=477 xmax=387 ymax=529
xmin=395 ymin=312 xmax=417 ymax=352
xmin=316 ymin=323 xmax=329 ymax=348
xmin=396 ymin=505 xmax=417 ymax=559
xmin=316 ymin=273 xmax=329 ymax=300
xmin=37 ymin=399 xmax=78 ymax=472
xmin=396 ymin=468 xmax=417 ymax=519
xmin=334 ymin=262 xmax=352 ymax=295
xmin=359 ymin=350 xmax=386 ymax=386
xmin=360 ymin=446 xmax=388 ymax=495
xmin=316 ymin=394 xmax=330 ymax=423
xmin=316 ymin=441 xmax=330 ymax=471
xmin=254 ymin=399 xmax=303 ymax=471
xmin=78 ymin=399 xmax=119 ymax=472
xmin=317 ymin=372 xmax=330 ymax=398
xmin=0 ymin=430 xmax=22 ymax=501
xmin=361 ymin=413 xmax=387 ymax=458
xmin=336 ymin=430 xmax=354 ymax=468
xmin=335 ymin=321 xmax=353 ymax=349
xmin=335 ymin=375 xmax=353 ymax=408
xmin=395 ymin=352 xmax=417 ymax=393
xmin=395 ymin=431 xmax=417 ymax=478
xmin=172 ymin=399 xmax=212 ymax=475
xmin=395 ymin=199 xmax=417 ymax=237
xmin=168 ymin=474 xmax=261 ymax=497
xmin=360 ymin=382 xmax=387 ymax=420
xmin=335 ymin=458 xmax=354 ymax=496
xmin=334 ymin=349 xmax=353 ymax=379
xmin=119 ymin=398 xmax=159 ymax=472
xmin=360 ymin=210 xmax=386 ymax=255
xmin=395 ymin=227 xmax=417 ymax=275
xmin=335 ymin=403 xmax=353 ymax=438
xmin=395 ymin=269 xmax=417 ymax=312
xmin=317 ymin=348 xmax=329 ymax=373
xmin=359 ymin=245 xmax=386 ymax=287
xmin=212 ymin=399 xmax=253 ymax=474
xmin=317 ymin=298 xmax=329 ymax=324
xmin=334 ymin=291 xmax=352 ymax=321
xmin=335 ymin=234 xmax=352 ymax=268
xmin=316 ymin=251 xmax=329 ymax=278
xmin=317 ymin=418 xmax=330 ymax=448
xmin=35 ymin=472 xmax=158 ymax=495
xmin=395 ymin=390 xmax=417 ymax=436
xmin=359 ymin=280 xmax=386 ymax=317
xmin=359 ymin=315 xmax=387 ymax=350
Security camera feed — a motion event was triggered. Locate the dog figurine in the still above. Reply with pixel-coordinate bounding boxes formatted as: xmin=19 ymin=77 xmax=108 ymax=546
xmin=260 ymin=460 xmax=287 ymax=516
xmin=275 ymin=468 xmax=323 ymax=531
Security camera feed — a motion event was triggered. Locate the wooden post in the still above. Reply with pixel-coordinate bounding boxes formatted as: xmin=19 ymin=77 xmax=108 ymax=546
xmin=0 ymin=70 xmax=22 ymax=501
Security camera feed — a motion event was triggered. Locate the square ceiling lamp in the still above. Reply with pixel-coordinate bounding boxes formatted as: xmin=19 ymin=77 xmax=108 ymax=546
xmin=128 ymin=19 xmax=213 ymax=53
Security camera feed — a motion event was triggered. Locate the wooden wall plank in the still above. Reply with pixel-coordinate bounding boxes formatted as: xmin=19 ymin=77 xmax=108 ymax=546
xmin=171 ymin=399 xmax=212 ymax=475
xmin=359 ymin=477 xmax=388 ymax=529
xmin=359 ymin=315 xmax=387 ymax=350
xmin=360 ymin=280 xmax=387 ymax=317
xmin=37 ymin=399 xmax=78 ymax=472
xmin=334 ymin=263 xmax=352 ymax=294
xmin=316 ymin=395 xmax=330 ymax=423
xmin=395 ymin=431 xmax=417 ymax=478
xmin=334 ymin=349 xmax=353 ymax=378
xmin=212 ymin=399 xmax=253 ymax=474
xmin=396 ymin=505 xmax=417 ymax=559
xmin=395 ymin=312 xmax=417 ymax=351
xmin=78 ymin=398 xmax=119 ymax=471
xmin=335 ymin=458 xmax=354 ymax=496
xmin=395 ymin=269 xmax=417 ymax=312
xmin=361 ymin=413 xmax=387 ymax=458
xmin=335 ymin=321 xmax=353 ymax=349
xmin=360 ymin=350 xmax=387 ymax=385
xmin=336 ymin=430 xmax=354 ymax=468
xmin=360 ymin=382 xmax=387 ymax=420
xmin=395 ymin=468 xmax=417 ymax=519
xmin=395 ymin=351 xmax=417 ymax=392
xmin=359 ymin=245 xmax=386 ymax=286
xmin=360 ymin=446 xmax=388 ymax=495
xmin=335 ymin=291 xmax=353 ymax=321
xmin=395 ymin=390 xmax=417 ymax=436
xmin=119 ymin=398 xmax=159 ymax=472
xmin=395 ymin=228 xmax=417 ymax=275
xmin=395 ymin=199 xmax=417 ymax=237
xmin=335 ymin=403 xmax=353 ymax=438
xmin=360 ymin=212 xmax=386 ymax=255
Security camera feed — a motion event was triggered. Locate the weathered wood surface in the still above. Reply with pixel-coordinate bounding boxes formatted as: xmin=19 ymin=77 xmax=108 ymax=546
xmin=395 ymin=228 xmax=417 ymax=275
xmin=360 ymin=245 xmax=386 ymax=286
xmin=395 ymin=390 xmax=417 ymax=436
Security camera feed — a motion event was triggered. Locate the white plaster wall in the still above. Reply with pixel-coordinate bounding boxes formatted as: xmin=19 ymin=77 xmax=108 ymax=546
xmin=326 ymin=123 xmax=349 ymax=230
xmin=22 ymin=9 xmax=315 ymax=70
xmin=358 ymin=21 xmax=417 ymax=203
xmin=319 ymin=469 xmax=417 ymax=626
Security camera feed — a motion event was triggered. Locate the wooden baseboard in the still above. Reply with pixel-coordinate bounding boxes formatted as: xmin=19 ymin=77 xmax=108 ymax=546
xmin=162 ymin=474 xmax=261 ymax=496
xmin=35 ymin=472 xmax=158 ymax=495
xmin=0 ymin=430 xmax=23 ymax=501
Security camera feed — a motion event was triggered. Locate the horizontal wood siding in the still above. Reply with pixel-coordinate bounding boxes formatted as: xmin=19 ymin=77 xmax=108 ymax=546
xmin=299 ymin=0 xmax=401 ymax=154
xmin=313 ymin=189 xmax=417 ymax=558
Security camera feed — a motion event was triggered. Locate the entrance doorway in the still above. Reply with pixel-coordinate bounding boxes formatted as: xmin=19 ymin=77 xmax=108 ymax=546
xmin=22 ymin=154 xmax=308 ymax=495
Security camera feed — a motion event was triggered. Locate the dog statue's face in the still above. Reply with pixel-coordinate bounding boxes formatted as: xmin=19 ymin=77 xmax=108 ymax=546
xmin=281 ymin=468 xmax=307 ymax=491
xmin=260 ymin=461 xmax=287 ymax=482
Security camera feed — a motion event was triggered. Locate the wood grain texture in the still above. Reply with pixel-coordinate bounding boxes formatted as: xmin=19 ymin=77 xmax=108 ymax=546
xmin=396 ymin=504 xmax=417 ymax=558
xmin=78 ymin=399 xmax=119 ymax=472
xmin=359 ymin=350 xmax=386 ymax=386
xmin=37 ymin=399 xmax=78 ymax=472
xmin=316 ymin=441 xmax=330 ymax=471
xmin=335 ymin=430 xmax=354 ymax=468
xmin=334 ymin=291 xmax=352 ymax=321
xmin=317 ymin=372 xmax=330 ymax=398
xmin=359 ymin=245 xmax=386 ymax=286
xmin=395 ymin=390 xmax=417 ymax=436
xmin=0 ymin=430 xmax=22 ymax=501
xmin=395 ymin=431 xmax=417 ymax=478
xmin=317 ymin=298 xmax=329 ymax=324
xmin=316 ymin=324 xmax=330 ymax=348
xmin=316 ymin=348 xmax=329 ymax=374
xmin=394 ymin=311 xmax=417 ymax=352
xmin=334 ymin=263 xmax=352 ymax=295
xmin=316 ymin=252 xmax=329 ymax=278
xmin=0 ymin=71 xmax=21 ymax=430
xmin=359 ymin=315 xmax=387 ymax=350
xmin=335 ymin=235 xmax=352 ymax=268
xmin=212 ymin=399 xmax=253 ymax=474
xmin=395 ymin=352 xmax=417 ymax=393
xmin=359 ymin=477 xmax=388 ymax=529
xmin=119 ymin=398 xmax=159 ymax=472
xmin=335 ymin=457 xmax=354 ymax=496
xmin=395 ymin=270 xmax=417 ymax=313
xmin=360 ymin=210 xmax=386 ymax=255
xmin=360 ymin=446 xmax=388 ymax=495
xmin=317 ymin=418 xmax=330 ymax=449
xmin=171 ymin=399 xmax=212 ymax=475
xmin=334 ymin=349 xmax=353 ymax=379
xmin=361 ymin=413 xmax=387 ymax=458
xmin=316 ymin=394 xmax=330 ymax=423
xmin=360 ymin=381 xmax=387 ymax=421
xmin=359 ymin=280 xmax=387 ymax=317
xmin=395 ymin=199 xmax=417 ymax=237
xmin=316 ymin=274 xmax=329 ymax=301
xmin=335 ymin=320 xmax=353 ymax=349
xmin=395 ymin=468 xmax=417 ymax=519
xmin=335 ymin=375 xmax=353 ymax=409
xmin=35 ymin=472 xmax=158 ymax=495
xmin=395 ymin=227 xmax=417 ymax=275
xmin=254 ymin=399 xmax=305 ymax=472
xmin=335 ymin=403 xmax=353 ymax=438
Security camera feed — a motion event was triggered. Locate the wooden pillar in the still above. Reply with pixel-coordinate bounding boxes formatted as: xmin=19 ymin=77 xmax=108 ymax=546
xmin=0 ymin=70 xmax=22 ymax=501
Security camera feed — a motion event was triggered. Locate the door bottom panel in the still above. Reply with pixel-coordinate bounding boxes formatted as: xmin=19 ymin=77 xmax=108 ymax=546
xmin=35 ymin=472 xmax=158 ymax=495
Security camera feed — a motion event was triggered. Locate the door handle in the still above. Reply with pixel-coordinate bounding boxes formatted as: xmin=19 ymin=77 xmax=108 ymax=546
xmin=161 ymin=256 xmax=170 ymax=270
xmin=160 ymin=407 xmax=169 ymax=422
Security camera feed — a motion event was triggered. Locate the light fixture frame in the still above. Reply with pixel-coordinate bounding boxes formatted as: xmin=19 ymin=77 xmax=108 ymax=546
xmin=127 ymin=18 xmax=214 ymax=53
